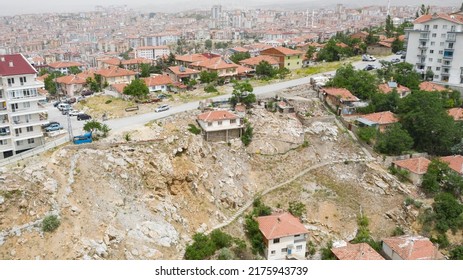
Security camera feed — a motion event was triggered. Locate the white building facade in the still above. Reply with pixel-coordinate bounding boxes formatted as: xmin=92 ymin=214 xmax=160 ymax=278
xmin=405 ymin=13 xmax=463 ymax=85
xmin=135 ymin=46 xmax=170 ymax=60
xmin=0 ymin=54 xmax=47 ymax=160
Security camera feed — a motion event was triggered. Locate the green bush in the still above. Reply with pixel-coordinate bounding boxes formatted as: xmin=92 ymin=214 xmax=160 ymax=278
xmin=42 ymin=215 xmax=61 ymax=232
xmin=392 ymin=226 xmax=405 ymax=236
xmin=204 ymin=84 xmax=218 ymax=93
xmin=288 ymin=201 xmax=306 ymax=218
xmin=241 ymin=123 xmax=253 ymax=146
xmin=449 ymin=245 xmax=463 ymax=260
xmin=218 ymin=248 xmax=235 ymax=260
xmin=321 ymin=240 xmax=336 ymax=260
xmin=105 ymin=100 xmax=112 ymax=104
xmin=210 ymin=229 xmax=233 ymax=249
xmin=389 ymin=166 xmax=410 ymax=182
xmin=357 ymin=127 xmax=377 ymax=144
xmin=187 ymin=124 xmax=201 ymax=135
xmin=184 ymin=233 xmax=216 ymax=260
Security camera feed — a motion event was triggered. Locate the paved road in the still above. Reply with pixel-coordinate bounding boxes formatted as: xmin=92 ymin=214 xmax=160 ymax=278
xmin=45 ymin=53 xmax=401 ymax=135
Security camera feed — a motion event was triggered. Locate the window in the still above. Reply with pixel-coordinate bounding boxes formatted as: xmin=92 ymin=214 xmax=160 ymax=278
xmin=230 ymin=119 xmax=236 ymax=124
xmin=295 ymin=234 xmax=300 ymax=237
xmin=26 ymin=126 xmax=33 ymax=132
xmin=437 ymin=59 xmax=442 ymax=63
xmin=443 ymin=25 xmax=448 ymax=29
xmin=428 ymin=58 xmax=433 ymax=62
xmin=281 ymin=248 xmax=287 ymax=253
xmin=432 ymin=33 xmax=437 ymax=38
xmin=19 ymin=76 xmax=27 ymax=85
xmin=273 ymin=238 xmax=280 ymax=244
xmin=439 ymin=50 xmax=443 ymax=54
xmin=433 ymin=25 xmax=438 ymax=29
xmin=434 ymin=75 xmax=439 ymax=79
xmin=0 ymin=140 xmax=7 ymax=145
xmin=430 ymin=50 xmax=434 ymax=54
xmin=441 ymin=33 xmax=446 ymax=38
xmin=436 ymin=67 xmax=440 ymax=71
xmin=16 ymin=140 xmax=23 ymax=146
xmin=427 ymin=66 xmax=431 ymax=70
xmin=430 ymin=41 xmax=435 ymax=46
xmin=296 ymin=245 xmax=303 ymax=251
xmin=424 ymin=25 xmax=429 ymax=30
xmin=15 ymin=128 xmax=22 ymax=136
xmin=440 ymin=42 xmax=445 ymax=46
xmin=461 ymin=77 xmax=463 ymax=84
xmin=217 ymin=121 xmax=222 ymax=125
xmin=270 ymin=250 xmax=275 ymax=255
xmin=287 ymin=56 xmax=290 ymax=59
xmin=451 ymin=25 xmax=456 ymax=32
xmin=7 ymin=78 xmax=14 ymax=86
xmin=207 ymin=122 xmax=212 ymax=126
xmin=23 ymin=102 xmax=30 ymax=109
xmin=449 ymin=43 xmax=454 ymax=48
xmin=297 ymin=62 xmax=299 ymax=65
xmin=287 ymin=63 xmax=290 ymax=66
xmin=28 ymin=138 xmax=35 ymax=144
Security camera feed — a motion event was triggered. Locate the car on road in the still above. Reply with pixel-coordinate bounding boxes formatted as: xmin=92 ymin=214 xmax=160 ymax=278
xmin=363 ymin=64 xmax=376 ymax=71
xmin=81 ymin=90 xmax=94 ymax=97
xmin=400 ymin=54 xmax=406 ymax=59
xmin=362 ymin=54 xmax=376 ymax=61
xmin=69 ymin=109 xmax=84 ymax=116
xmin=45 ymin=123 xmax=63 ymax=132
xmin=155 ymin=104 xmax=170 ymax=112
xmin=396 ymin=50 xmax=406 ymax=55
xmin=391 ymin=58 xmax=401 ymax=63
xmin=77 ymin=113 xmax=92 ymax=121
xmin=42 ymin=121 xmax=60 ymax=129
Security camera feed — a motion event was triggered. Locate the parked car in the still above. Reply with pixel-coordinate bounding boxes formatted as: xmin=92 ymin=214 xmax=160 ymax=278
xmin=396 ymin=50 xmax=406 ymax=55
xmin=81 ymin=90 xmax=94 ymax=97
xmin=53 ymin=101 xmax=61 ymax=107
xmin=64 ymin=97 xmax=76 ymax=104
xmin=69 ymin=109 xmax=84 ymax=116
xmin=42 ymin=121 xmax=60 ymax=129
xmin=61 ymin=108 xmax=71 ymax=115
xmin=362 ymin=54 xmax=376 ymax=61
xmin=400 ymin=54 xmax=406 ymax=59
xmin=77 ymin=113 xmax=92 ymax=121
xmin=57 ymin=103 xmax=71 ymax=111
xmin=45 ymin=123 xmax=63 ymax=132
xmin=391 ymin=58 xmax=401 ymax=63
xmin=363 ymin=64 xmax=376 ymax=71
xmin=155 ymin=104 xmax=170 ymax=112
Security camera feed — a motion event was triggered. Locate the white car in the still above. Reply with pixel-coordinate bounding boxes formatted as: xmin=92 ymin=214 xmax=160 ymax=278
xmin=69 ymin=109 xmax=84 ymax=116
xmin=155 ymin=104 xmax=170 ymax=112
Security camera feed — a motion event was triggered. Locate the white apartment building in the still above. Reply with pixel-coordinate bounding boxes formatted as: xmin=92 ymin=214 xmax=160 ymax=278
xmin=405 ymin=13 xmax=463 ymax=85
xmin=0 ymin=54 xmax=47 ymax=160
xmin=135 ymin=46 xmax=170 ymax=60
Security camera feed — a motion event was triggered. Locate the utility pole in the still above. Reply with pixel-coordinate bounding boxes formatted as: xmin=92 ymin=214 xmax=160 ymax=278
xmin=387 ymin=0 xmax=391 ymax=16
xmin=67 ymin=110 xmax=73 ymax=142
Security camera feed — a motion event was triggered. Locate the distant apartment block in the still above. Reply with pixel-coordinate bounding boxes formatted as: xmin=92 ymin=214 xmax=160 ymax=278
xmin=0 ymin=54 xmax=47 ymax=159
xmin=48 ymin=61 xmax=85 ymax=75
xmin=405 ymin=12 xmax=463 ymax=84
xmin=135 ymin=46 xmax=170 ymax=60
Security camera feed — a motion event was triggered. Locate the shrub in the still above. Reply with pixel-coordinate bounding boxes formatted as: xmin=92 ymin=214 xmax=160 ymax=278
xmin=430 ymin=234 xmax=449 ymax=249
xmin=184 ymin=233 xmax=216 ymax=260
xmin=187 ymin=124 xmax=201 ymax=135
xmin=218 ymin=248 xmax=235 ymax=260
xmin=321 ymin=241 xmax=336 ymax=260
xmin=124 ymin=133 xmax=131 ymax=142
xmin=288 ymin=201 xmax=306 ymax=218
xmin=392 ymin=226 xmax=405 ymax=236
xmin=204 ymin=84 xmax=218 ymax=93
xmin=210 ymin=229 xmax=233 ymax=249
xmin=357 ymin=127 xmax=377 ymax=144
xmin=105 ymin=99 xmax=112 ymax=104
xmin=42 ymin=215 xmax=61 ymax=232
xmin=241 ymin=123 xmax=253 ymax=146
xmin=389 ymin=166 xmax=410 ymax=182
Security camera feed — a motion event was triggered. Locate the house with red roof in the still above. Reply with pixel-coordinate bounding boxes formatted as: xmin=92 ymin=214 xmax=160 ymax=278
xmin=320 ymin=87 xmax=360 ymax=115
xmin=257 ymin=212 xmax=308 ymax=260
xmin=47 ymin=61 xmax=84 ymax=75
xmin=419 ymin=81 xmax=449 ymax=92
xmin=392 ymin=157 xmax=431 ymax=185
xmin=142 ymin=75 xmax=173 ymax=93
xmin=175 ymin=53 xmax=211 ymax=67
xmin=95 ymin=67 xmax=136 ymax=86
xmin=382 ymin=235 xmax=444 ymax=260
xmin=189 ymin=57 xmax=239 ymax=80
xmin=260 ymin=47 xmax=304 ymax=70
xmin=165 ymin=66 xmax=200 ymax=83
xmin=378 ymin=81 xmax=411 ymax=98
xmin=196 ymin=110 xmax=244 ymax=142
xmin=367 ymin=41 xmax=392 ymax=56
xmin=356 ymin=111 xmax=398 ymax=132
xmin=331 ymin=242 xmax=385 ymax=260
xmin=440 ymin=155 xmax=463 ymax=174
xmin=447 ymin=107 xmax=463 ymax=121
xmin=239 ymin=55 xmax=279 ymax=70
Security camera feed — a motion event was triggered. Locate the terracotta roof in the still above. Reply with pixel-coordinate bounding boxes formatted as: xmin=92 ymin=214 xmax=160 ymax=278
xmin=175 ymin=54 xmax=208 ymax=63
xmin=136 ymin=45 xmax=169 ymax=50
xmin=231 ymin=46 xmax=249 ymax=53
xmin=336 ymin=42 xmax=349 ymax=48
xmin=111 ymin=83 xmax=128 ymax=94
xmin=440 ymin=155 xmax=463 ymax=174
xmin=197 ymin=110 xmax=239 ymax=122
xmin=190 ymin=57 xmax=238 ymax=70
xmin=0 ymin=54 xmax=37 ymax=76
xmin=377 ymin=41 xmax=392 ymax=48
xmin=419 ymin=81 xmax=448 ymax=92
xmin=331 ymin=243 xmax=385 ymax=260
xmin=257 ymin=212 xmax=308 ymax=240
xmin=360 ymin=111 xmax=398 ymax=125
xmin=382 ymin=235 xmax=444 ymax=260
xmin=168 ymin=66 xmax=200 ymax=75
xmin=100 ymin=58 xmax=121 ymax=66
xmin=48 ymin=61 xmax=83 ymax=69
xmin=322 ymin=87 xmax=359 ymax=102
xmin=264 ymin=46 xmax=303 ymax=56
xmin=448 ymin=107 xmax=463 ymax=121
xmin=236 ymin=65 xmax=254 ymax=75
xmin=239 ymin=55 xmax=279 ymax=66
xmin=393 ymin=157 xmax=431 ymax=175
xmin=414 ymin=13 xmax=463 ymax=24
xmin=55 ymin=74 xmax=87 ymax=85
xmin=378 ymin=82 xmax=410 ymax=94
xmin=95 ymin=67 xmax=136 ymax=78
xmin=142 ymin=75 xmax=173 ymax=86
xmin=122 ymin=58 xmax=152 ymax=65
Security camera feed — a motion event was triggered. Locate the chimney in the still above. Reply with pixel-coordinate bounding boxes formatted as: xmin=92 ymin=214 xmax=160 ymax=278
xmin=8 ymin=61 xmax=13 ymax=67
xmin=0 ymin=57 xmax=4 ymax=62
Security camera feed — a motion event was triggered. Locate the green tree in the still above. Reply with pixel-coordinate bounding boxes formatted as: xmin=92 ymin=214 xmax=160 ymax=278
xmin=184 ymin=233 xmax=217 ymax=260
xmin=351 ymin=214 xmax=381 ymax=252
xmin=385 ymin=15 xmax=394 ymax=38
xmin=230 ymin=81 xmax=255 ymax=107
xmin=210 ymin=229 xmax=233 ymax=249
xmin=68 ymin=66 xmax=82 ymax=75
xmin=199 ymin=71 xmax=218 ymax=84
xmin=321 ymin=241 xmax=337 ymax=260
xmin=399 ymin=91 xmax=462 ymax=155
xmin=44 ymin=71 xmax=64 ymax=95
xmin=305 ymin=46 xmax=317 ymax=62
xmin=229 ymin=52 xmax=250 ymax=64
xmin=288 ymin=201 xmax=306 ymax=219
xmin=357 ymin=127 xmax=377 ymax=145
xmin=433 ymin=192 xmax=463 ymax=233
xmin=140 ymin=63 xmax=151 ymax=78
xmin=422 ymin=159 xmax=463 ymax=196
xmin=317 ymin=39 xmax=352 ymax=62
xmin=205 ymin=39 xmax=213 ymax=50
xmin=325 ymin=64 xmax=378 ymax=100
xmin=450 ymin=245 xmax=463 ymax=260
xmin=123 ymin=79 xmax=149 ymax=99
xmin=83 ymin=120 xmax=102 ymax=133
xmin=419 ymin=4 xmax=431 ymax=16
xmin=391 ymin=35 xmax=404 ymax=53
xmin=375 ymin=123 xmax=414 ymax=155
xmin=393 ymin=62 xmax=421 ymax=90
xmin=255 ymin=61 xmax=277 ymax=79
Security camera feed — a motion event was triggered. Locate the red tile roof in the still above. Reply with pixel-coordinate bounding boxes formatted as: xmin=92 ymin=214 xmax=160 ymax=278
xmin=231 ymin=47 xmax=249 ymax=53
xmin=111 ymin=83 xmax=128 ymax=94
xmin=197 ymin=110 xmax=239 ymax=122
xmin=190 ymin=57 xmax=238 ymax=70
xmin=48 ymin=61 xmax=83 ymax=69
xmin=55 ymin=74 xmax=87 ymax=85
xmin=239 ymin=55 xmax=279 ymax=66
xmin=414 ymin=13 xmax=463 ymax=24
xmin=96 ymin=67 xmax=136 ymax=78
xmin=142 ymin=75 xmax=173 ymax=87
xmin=262 ymin=46 xmax=304 ymax=56
xmin=257 ymin=212 xmax=308 ymax=240
xmin=0 ymin=54 xmax=37 ymax=76
xmin=331 ymin=243 xmax=385 ymax=260
xmin=419 ymin=81 xmax=448 ymax=92
xmin=168 ymin=66 xmax=200 ymax=76
xmin=361 ymin=111 xmax=398 ymax=125
xmin=440 ymin=155 xmax=463 ymax=174
xmin=175 ymin=54 xmax=209 ymax=63
xmin=382 ymin=235 xmax=444 ymax=260
xmin=378 ymin=83 xmax=410 ymax=94
xmin=322 ymin=87 xmax=359 ymax=102
xmin=393 ymin=157 xmax=431 ymax=175
xmin=448 ymin=108 xmax=463 ymax=121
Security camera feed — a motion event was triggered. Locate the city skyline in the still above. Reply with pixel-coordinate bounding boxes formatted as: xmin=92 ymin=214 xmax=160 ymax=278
xmin=1 ymin=0 xmax=461 ymax=16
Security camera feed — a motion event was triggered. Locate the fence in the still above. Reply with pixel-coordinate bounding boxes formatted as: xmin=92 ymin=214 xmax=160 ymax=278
xmin=0 ymin=135 xmax=69 ymax=167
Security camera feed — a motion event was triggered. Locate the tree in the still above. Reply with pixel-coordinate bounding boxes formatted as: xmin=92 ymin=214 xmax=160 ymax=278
xmin=288 ymin=202 xmax=306 ymax=219
xmin=393 ymin=62 xmax=421 ymax=90
xmin=123 ymin=79 xmax=149 ymax=99
xmin=357 ymin=127 xmax=377 ymax=144
xmin=184 ymin=233 xmax=216 ymax=260
xmin=210 ymin=229 xmax=233 ymax=249
xmin=305 ymin=46 xmax=317 ymax=62
xmin=419 ymin=4 xmax=431 ymax=16
xmin=229 ymin=52 xmax=250 ymax=64
xmin=255 ymin=61 xmax=277 ymax=79
xmin=199 ymin=71 xmax=218 ymax=84
xmin=433 ymin=192 xmax=463 ymax=233
xmin=205 ymin=39 xmax=212 ymax=50
xmin=68 ymin=66 xmax=82 ymax=75
xmin=391 ymin=35 xmax=404 ymax=53
xmin=422 ymin=159 xmax=463 ymax=196
xmin=316 ymin=39 xmax=352 ymax=62
xmin=375 ymin=123 xmax=414 ymax=155
xmin=325 ymin=64 xmax=378 ymax=100
xmin=230 ymin=81 xmax=255 ymax=107
xmin=350 ymin=214 xmax=381 ymax=252
xmin=399 ymin=91 xmax=462 ymax=155
xmin=140 ymin=63 xmax=151 ymax=78
xmin=44 ymin=71 xmax=64 ymax=95
xmin=385 ymin=15 xmax=394 ymax=38
xmin=450 ymin=245 xmax=463 ymax=260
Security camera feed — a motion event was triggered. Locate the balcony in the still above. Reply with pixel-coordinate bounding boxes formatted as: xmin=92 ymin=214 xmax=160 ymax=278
xmin=0 ymin=143 xmax=13 ymax=153
xmin=13 ymin=130 xmax=44 ymax=142
xmin=446 ymin=36 xmax=456 ymax=42
xmin=8 ymin=94 xmax=46 ymax=103
xmin=11 ymin=119 xmax=48 ymax=129
xmin=294 ymin=237 xmax=306 ymax=243
xmin=10 ymin=107 xmax=47 ymax=117
xmin=418 ymin=45 xmax=428 ymax=50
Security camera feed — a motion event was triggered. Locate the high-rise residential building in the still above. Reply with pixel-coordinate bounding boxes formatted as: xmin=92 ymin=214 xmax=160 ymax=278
xmin=135 ymin=46 xmax=170 ymax=60
xmin=211 ymin=5 xmax=222 ymax=20
xmin=0 ymin=54 xmax=47 ymax=160
xmin=405 ymin=12 xmax=463 ymax=84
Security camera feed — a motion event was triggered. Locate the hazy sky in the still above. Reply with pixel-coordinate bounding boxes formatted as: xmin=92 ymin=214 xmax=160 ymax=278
xmin=1 ymin=0 xmax=461 ymax=16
